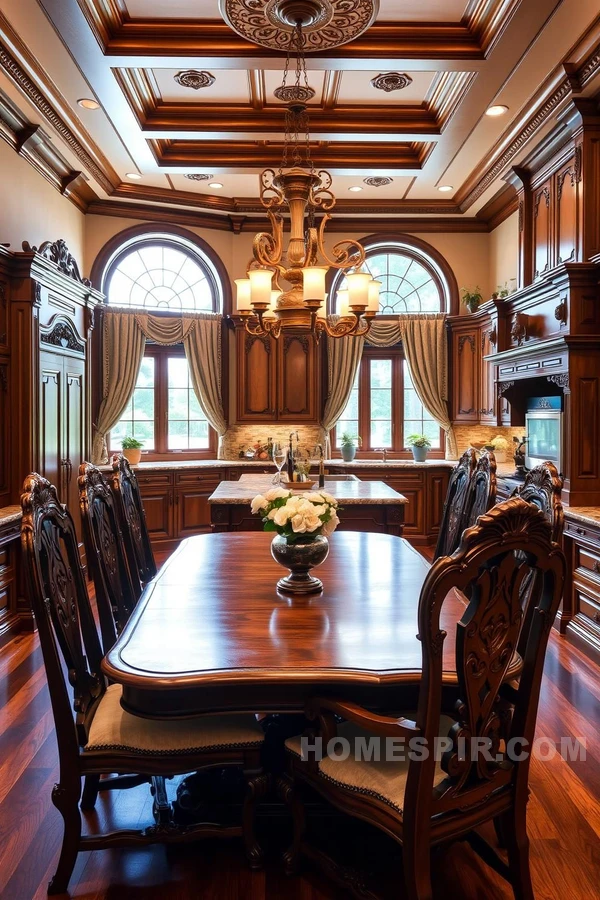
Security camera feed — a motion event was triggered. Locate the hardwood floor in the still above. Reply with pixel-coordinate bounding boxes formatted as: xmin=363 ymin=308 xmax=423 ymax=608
xmin=0 ymin=549 xmax=599 ymax=899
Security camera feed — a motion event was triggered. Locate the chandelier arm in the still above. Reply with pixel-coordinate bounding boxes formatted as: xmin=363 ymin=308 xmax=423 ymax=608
xmin=316 ymin=216 xmax=366 ymax=270
xmin=316 ymin=315 xmax=371 ymax=340
xmin=253 ymin=211 xmax=284 ymax=268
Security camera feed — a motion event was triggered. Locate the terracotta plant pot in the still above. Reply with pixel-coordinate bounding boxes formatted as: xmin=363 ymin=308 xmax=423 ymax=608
xmin=123 ymin=448 xmax=142 ymax=466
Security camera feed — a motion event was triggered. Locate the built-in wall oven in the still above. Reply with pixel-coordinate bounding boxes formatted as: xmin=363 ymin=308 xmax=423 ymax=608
xmin=525 ymin=396 xmax=562 ymax=473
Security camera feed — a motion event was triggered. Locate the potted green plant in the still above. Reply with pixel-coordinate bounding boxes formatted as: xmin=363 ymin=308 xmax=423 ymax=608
xmin=461 ymin=286 xmax=483 ymax=314
xmin=484 ymin=435 xmax=509 ymax=463
xmin=121 ymin=436 xmax=144 ymax=466
xmin=406 ymin=433 xmax=431 ymax=462
xmin=340 ymin=432 xmax=361 ymax=463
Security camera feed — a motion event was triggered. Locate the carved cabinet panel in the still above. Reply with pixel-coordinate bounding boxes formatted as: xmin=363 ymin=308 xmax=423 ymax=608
xmin=137 ymin=475 xmax=174 ymax=542
xmin=533 ymin=180 xmax=551 ymax=278
xmin=451 ymin=328 xmax=479 ymax=423
xmin=175 ymin=479 xmax=220 ymax=537
xmin=479 ymin=323 xmax=497 ymax=425
xmin=0 ymin=361 xmax=8 ymax=502
xmin=556 ymin=159 xmax=578 ymax=265
xmin=0 ymin=277 xmax=8 ymax=353
xmin=277 ymin=333 xmax=318 ymax=422
xmin=237 ymin=333 xmax=276 ymax=421
xmin=236 ymin=327 xmax=321 ymax=423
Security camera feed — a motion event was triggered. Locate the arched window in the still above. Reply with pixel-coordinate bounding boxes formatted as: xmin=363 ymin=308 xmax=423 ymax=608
xmin=332 ymin=237 xmax=454 ymax=315
xmin=102 ymin=233 xmax=223 ymax=312
xmin=332 ymin=236 xmax=456 ymax=458
xmin=94 ymin=229 xmax=228 ymax=459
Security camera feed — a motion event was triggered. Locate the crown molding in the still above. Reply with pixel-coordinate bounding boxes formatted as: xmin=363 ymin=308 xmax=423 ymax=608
xmin=0 ymin=11 xmax=118 ymax=194
xmin=86 ymin=198 xmax=490 ymax=233
xmin=476 ymin=184 xmax=519 ymax=230
xmin=0 ymin=88 xmax=96 ymax=212
xmin=455 ymin=21 xmax=600 ymax=211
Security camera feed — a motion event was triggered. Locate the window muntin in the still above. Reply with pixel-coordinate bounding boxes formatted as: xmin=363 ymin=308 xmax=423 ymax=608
xmin=167 ymin=357 xmax=210 ymax=450
xmin=334 ymin=349 xmax=443 ymax=455
xmin=104 ymin=236 xmax=222 ymax=312
xmin=110 ymin=357 xmax=155 ymax=450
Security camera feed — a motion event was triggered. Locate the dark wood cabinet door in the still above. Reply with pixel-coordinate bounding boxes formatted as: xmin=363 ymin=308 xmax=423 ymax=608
xmin=40 ymin=351 xmax=63 ymax=500
xmin=138 ymin=486 xmax=174 ymax=541
xmin=0 ymin=277 xmax=8 ymax=353
xmin=237 ymin=332 xmax=276 ymax=421
xmin=479 ymin=325 xmax=497 ymax=425
xmin=533 ymin=179 xmax=552 ymax=278
xmin=175 ymin=481 xmax=220 ymax=537
xmin=451 ymin=329 xmax=479 ymax=423
xmin=556 ymin=158 xmax=578 ymax=265
xmin=64 ymin=358 xmax=85 ymax=537
xmin=277 ymin=332 xmax=319 ymax=422
xmin=0 ymin=361 xmax=8 ymax=501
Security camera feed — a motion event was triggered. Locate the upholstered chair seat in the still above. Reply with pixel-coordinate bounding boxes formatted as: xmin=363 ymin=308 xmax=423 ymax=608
xmin=285 ymin=715 xmax=455 ymax=815
xmin=85 ymin=684 xmax=265 ymax=756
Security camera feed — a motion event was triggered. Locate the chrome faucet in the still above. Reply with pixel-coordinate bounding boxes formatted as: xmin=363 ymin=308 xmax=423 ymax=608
xmin=374 ymin=447 xmax=387 ymax=463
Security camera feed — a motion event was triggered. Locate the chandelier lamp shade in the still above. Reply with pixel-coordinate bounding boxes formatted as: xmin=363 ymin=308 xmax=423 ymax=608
xmin=231 ymin=6 xmax=381 ymax=341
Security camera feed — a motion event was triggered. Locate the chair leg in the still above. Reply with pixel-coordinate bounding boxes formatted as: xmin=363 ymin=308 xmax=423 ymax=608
xmin=48 ymin=781 xmax=82 ymax=895
xmin=150 ymin=775 xmax=173 ymax=825
xmin=81 ymin=773 xmax=100 ymax=810
xmin=277 ymin=773 xmax=305 ymax=876
xmin=494 ymin=814 xmax=507 ymax=848
xmin=402 ymin=834 xmax=432 ymax=900
xmin=243 ymin=772 xmax=270 ymax=869
xmin=501 ymin=809 xmax=534 ymax=900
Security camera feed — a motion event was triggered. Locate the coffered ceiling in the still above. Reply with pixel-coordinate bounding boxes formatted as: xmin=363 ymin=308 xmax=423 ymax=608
xmin=0 ymin=0 xmax=599 ymax=230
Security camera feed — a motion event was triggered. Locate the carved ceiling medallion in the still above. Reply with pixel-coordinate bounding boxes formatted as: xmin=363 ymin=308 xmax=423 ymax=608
xmin=273 ymin=84 xmax=315 ymax=103
xmin=363 ymin=176 xmax=393 ymax=187
xmin=174 ymin=70 xmax=216 ymax=90
xmin=371 ymin=72 xmax=413 ymax=93
xmin=184 ymin=173 xmax=215 ymax=181
xmin=219 ymin=0 xmax=378 ymax=52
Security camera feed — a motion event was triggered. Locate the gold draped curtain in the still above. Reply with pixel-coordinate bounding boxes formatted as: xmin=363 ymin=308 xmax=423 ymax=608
xmin=92 ymin=308 xmax=226 ymax=464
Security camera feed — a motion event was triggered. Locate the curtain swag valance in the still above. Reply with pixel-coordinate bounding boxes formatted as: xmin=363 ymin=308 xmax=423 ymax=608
xmin=92 ymin=307 xmax=226 ymax=464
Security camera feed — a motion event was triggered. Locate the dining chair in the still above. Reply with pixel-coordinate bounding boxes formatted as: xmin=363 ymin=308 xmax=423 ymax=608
xmin=282 ymin=498 xmax=566 ymax=900
xmin=433 ymin=448 xmax=477 ymax=559
xmin=510 ymin=461 xmax=564 ymax=543
xmin=20 ymin=473 xmax=268 ymax=895
xmin=109 ymin=453 xmax=157 ymax=597
xmin=78 ymin=462 xmax=138 ymax=654
xmin=461 ymin=449 xmax=497 ymax=532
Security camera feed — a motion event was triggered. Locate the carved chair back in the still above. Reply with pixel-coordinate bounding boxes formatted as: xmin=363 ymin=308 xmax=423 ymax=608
xmin=20 ymin=474 xmax=106 ymax=763
xmin=109 ymin=454 xmax=156 ymax=595
xmin=433 ymin=449 xmax=477 ymax=560
xmin=405 ymin=498 xmax=565 ymax=832
xmin=78 ymin=463 xmax=138 ymax=653
xmin=462 ymin=450 xmax=497 ymax=531
xmin=511 ymin=462 xmax=564 ymax=544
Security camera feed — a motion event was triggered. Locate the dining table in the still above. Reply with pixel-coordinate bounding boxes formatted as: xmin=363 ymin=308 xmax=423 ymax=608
xmin=103 ymin=530 xmax=515 ymax=721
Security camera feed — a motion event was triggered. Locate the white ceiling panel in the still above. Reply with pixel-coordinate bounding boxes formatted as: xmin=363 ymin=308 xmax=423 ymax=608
xmin=338 ymin=71 xmax=436 ymax=105
xmin=152 ymin=68 xmax=250 ymax=103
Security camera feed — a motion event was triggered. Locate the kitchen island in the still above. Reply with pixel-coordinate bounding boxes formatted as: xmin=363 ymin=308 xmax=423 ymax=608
xmin=208 ymin=474 xmax=409 ymax=536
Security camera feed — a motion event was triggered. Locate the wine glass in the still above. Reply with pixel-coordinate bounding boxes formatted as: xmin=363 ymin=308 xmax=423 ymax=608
xmin=272 ymin=442 xmax=286 ymax=484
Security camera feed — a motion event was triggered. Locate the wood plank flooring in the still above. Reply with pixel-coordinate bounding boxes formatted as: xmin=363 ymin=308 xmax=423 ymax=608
xmin=1 ymin=549 xmax=599 ymax=900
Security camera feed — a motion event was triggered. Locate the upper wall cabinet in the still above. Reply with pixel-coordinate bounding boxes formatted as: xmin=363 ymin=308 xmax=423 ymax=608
xmin=533 ymin=179 xmax=552 ymax=279
xmin=235 ymin=326 xmax=322 ymax=423
xmin=450 ymin=308 xmax=504 ymax=427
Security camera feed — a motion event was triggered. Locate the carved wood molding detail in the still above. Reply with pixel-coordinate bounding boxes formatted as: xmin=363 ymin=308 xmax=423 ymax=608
xmin=22 ymin=239 xmax=90 ymax=286
xmin=0 ymin=40 xmax=113 ymax=194
xmin=245 ymin=333 xmax=271 ymax=354
xmin=547 ymin=373 xmax=570 ymax=390
xmin=458 ymin=334 xmax=475 ymax=352
xmin=40 ymin=315 xmax=85 ymax=354
xmin=498 ymin=381 xmax=514 ymax=396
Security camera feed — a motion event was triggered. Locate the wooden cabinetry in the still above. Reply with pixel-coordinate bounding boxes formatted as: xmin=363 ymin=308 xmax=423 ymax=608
xmin=479 ymin=323 xmax=497 ymax=425
xmin=451 ymin=325 xmax=479 ymax=424
xmin=563 ymin=514 xmax=600 ymax=660
xmin=236 ymin=327 xmax=322 ymax=423
xmin=327 ymin=465 xmax=450 ymax=547
xmin=450 ymin=307 xmax=506 ymax=426
xmin=137 ymin=467 xmax=224 ymax=550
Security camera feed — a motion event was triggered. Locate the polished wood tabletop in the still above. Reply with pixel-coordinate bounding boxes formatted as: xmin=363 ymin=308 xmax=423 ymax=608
xmin=103 ymin=532 xmax=464 ymax=718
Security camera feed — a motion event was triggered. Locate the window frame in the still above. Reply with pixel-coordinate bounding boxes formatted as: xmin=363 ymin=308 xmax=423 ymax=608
xmin=331 ymin=345 xmax=444 ymax=460
xmin=108 ymin=344 xmax=218 ymax=461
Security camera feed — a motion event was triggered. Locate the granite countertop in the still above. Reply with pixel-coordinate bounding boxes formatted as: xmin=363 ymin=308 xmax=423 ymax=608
xmin=0 ymin=505 xmax=22 ymax=526
xmin=100 ymin=457 xmax=457 ymax=472
xmin=564 ymin=508 xmax=600 ymax=528
xmin=325 ymin=458 xmax=455 ymax=469
xmin=209 ymin=474 xmax=409 ymax=505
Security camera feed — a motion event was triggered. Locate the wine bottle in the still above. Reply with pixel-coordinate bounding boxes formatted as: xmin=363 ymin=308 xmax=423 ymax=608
xmin=287 ymin=434 xmax=294 ymax=481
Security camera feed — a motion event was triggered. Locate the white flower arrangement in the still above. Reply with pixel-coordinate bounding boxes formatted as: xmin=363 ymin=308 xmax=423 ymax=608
xmin=251 ymin=488 xmax=340 ymax=543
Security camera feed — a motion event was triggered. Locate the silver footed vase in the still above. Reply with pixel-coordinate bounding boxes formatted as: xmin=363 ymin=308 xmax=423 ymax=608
xmin=271 ymin=533 xmax=329 ymax=594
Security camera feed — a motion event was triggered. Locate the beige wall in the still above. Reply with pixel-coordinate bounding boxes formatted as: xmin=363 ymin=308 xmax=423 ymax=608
xmin=489 ymin=211 xmax=519 ymax=296
xmin=84 ymin=213 xmax=494 ymax=312
xmin=0 ymin=139 xmax=85 ymax=261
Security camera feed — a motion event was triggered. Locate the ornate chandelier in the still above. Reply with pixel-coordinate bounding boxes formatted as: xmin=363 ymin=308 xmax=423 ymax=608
xmin=232 ymin=6 xmax=381 ymax=341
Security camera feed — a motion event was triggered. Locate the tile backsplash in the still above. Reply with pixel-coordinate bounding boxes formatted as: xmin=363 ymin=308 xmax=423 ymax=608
xmin=221 ymin=424 xmax=327 ymax=460
xmin=453 ymin=424 xmax=525 ymax=455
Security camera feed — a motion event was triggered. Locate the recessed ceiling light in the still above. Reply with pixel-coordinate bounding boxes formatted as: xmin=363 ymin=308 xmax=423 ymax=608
xmin=485 ymin=104 xmax=509 ymax=117
xmin=126 ymin=172 xmax=142 ymax=180
xmin=348 ymin=186 xmax=363 ymax=192
xmin=77 ymin=98 xmax=100 ymax=110
xmin=209 ymin=182 xmax=223 ymax=189
xmin=438 ymin=185 xmax=453 ymax=192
